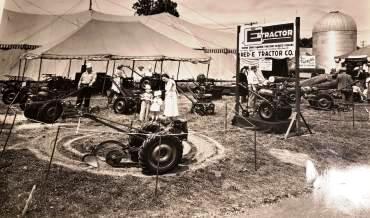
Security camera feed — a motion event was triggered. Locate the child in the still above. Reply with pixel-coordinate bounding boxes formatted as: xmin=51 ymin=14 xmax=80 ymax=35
xmin=139 ymin=85 xmax=153 ymax=122
xmin=150 ymin=90 xmax=163 ymax=121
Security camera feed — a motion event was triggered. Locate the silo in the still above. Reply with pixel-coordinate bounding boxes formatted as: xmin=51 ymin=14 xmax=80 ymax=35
xmin=312 ymin=11 xmax=357 ymax=73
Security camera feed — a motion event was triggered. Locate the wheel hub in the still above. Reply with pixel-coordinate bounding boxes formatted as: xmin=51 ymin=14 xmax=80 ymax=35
xmin=152 ymin=144 xmax=175 ymax=163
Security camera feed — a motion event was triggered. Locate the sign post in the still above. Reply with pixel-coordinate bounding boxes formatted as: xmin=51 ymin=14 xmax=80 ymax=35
xmin=295 ymin=17 xmax=301 ymax=134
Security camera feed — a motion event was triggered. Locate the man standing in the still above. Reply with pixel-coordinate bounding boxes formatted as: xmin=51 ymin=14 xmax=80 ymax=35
xmin=337 ymin=67 xmax=354 ymax=104
xmin=239 ymin=66 xmax=249 ymax=103
xmin=247 ymin=66 xmax=260 ymax=113
xmin=76 ymin=63 xmax=96 ymax=110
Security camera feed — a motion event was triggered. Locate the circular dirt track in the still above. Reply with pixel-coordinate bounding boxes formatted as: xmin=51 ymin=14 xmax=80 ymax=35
xmin=11 ymin=125 xmax=225 ymax=177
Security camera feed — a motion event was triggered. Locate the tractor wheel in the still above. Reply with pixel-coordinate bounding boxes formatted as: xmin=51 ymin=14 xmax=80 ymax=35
xmin=316 ymin=94 xmax=333 ymax=110
xmin=140 ymin=77 xmax=151 ymax=90
xmin=37 ymin=101 xmax=63 ymax=123
xmin=258 ymin=101 xmax=276 ymax=121
xmin=113 ymin=97 xmax=127 ymax=114
xmin=2 ymin=90 xmax=18 ymax=104
xmin=23 ymin=102 xmax=40 ymax=120
xmin=287 ymin=93 xmax=296 ymax=105
xmin=276 ymin=107 xmax=292 ymax=120
xmin=106 ymin=150 xmax=124 ymax=166
xmin=139 ymin=135 xmax=183 ymax=175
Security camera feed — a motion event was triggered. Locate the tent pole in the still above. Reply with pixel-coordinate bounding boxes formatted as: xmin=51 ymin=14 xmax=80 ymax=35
xmin=160 ymin=60 xmax=163 ymax=75
xmin=67 ymin=59 xmax=72 ymax=79
xmin=206 ymin=62 xmax=211 ymax=81
xmin=154 ymin=61 xmax=157 ymax=73
xmin=131 ymin=60 xmax=135 ymax=78
xmin=22 ymin=59 xmax=28 ymax=81
xmin=101 ymin=60 xmax=110 ymax=95
xmin=37 ymin=58 xmax=43 ymax=82
xmin=17 ymin=59 xmax=22 ymax=80
xmin=176 ymin=61 xmax=181 ymax=80
xmin=112 ymin=60 xmax=116 ymax=76
xmin=235 ymin=25 xmax=241 ymax=115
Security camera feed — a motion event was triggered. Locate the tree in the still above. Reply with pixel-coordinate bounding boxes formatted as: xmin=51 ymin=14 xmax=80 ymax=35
xmin=132 ymin=0 xmax=180 ymax=17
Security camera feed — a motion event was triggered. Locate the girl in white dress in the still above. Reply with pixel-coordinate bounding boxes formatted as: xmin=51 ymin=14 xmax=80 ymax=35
xmin=150 ymin=90 xmax=163 ymax=121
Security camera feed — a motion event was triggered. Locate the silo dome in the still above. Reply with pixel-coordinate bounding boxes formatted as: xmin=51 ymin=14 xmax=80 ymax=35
xmin=312 ymin=11 xmax=357 ymax=73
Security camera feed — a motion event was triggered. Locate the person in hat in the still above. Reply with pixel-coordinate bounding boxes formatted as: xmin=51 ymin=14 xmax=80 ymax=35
xmin=108 ymin=64 xmax=127 ymax=105
xmin=76 ymin=62 xmax=96 ymax=109
xmin=150 ymin=90 xmax=163 ymax=121
xmin=247 ymin=65 xmax=263 ymax=112
xmin=139 ymin=84 xmax=153 ymax=121
xmin=337 ymin=67 xmax=354 ymax=104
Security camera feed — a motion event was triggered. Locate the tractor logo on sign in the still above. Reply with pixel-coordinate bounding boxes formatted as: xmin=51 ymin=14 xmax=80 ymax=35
xmin=242 ymin=23 xmax=294 ymax=46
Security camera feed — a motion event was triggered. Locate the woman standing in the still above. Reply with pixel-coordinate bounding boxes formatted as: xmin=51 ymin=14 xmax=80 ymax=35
xmin=162 ymin=74 xmax=179 ymax=119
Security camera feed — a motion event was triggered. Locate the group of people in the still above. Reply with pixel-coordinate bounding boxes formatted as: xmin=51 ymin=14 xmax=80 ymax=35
xmin=76 ymin=62 xmax=179 ymax=121
xmin=138 ymin=74 xmax=178 ymax=122
xmin=335 ymin=65 xmax=370 ymax=104
xmin=239 ymin=65 xmax=267 ymax=113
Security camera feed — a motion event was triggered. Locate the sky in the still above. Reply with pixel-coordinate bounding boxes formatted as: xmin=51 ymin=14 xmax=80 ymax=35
xmin=2 ymin=0 xmax=370 ymax=46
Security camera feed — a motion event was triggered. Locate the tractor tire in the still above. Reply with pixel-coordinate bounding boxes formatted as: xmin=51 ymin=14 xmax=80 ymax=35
xmin=106 ymin=150 xmax=124 ymax=166
xmin=138 ymin=135 xmax=183 ymax=175
xmin=287 ymin=93 xmax=296 ymax=105
xmin=37 ymin=101 xmax=63 ymax=123
xmin=258 ymin=101 xmax=276 ymax=121
xmin=276 ymin=107 xmax=292 ymax=120
xmin=23 ymin=102 xmax=40 ymax=120
xmin=113 ymin=97 xmax=127 ymax=114
xmin=140 ymin=77 xmax=151 ymax=90
xmin=316 ymin=94 xmax=333 ymax=110
xmin=2 ymin=90 xmax=18 ymax=105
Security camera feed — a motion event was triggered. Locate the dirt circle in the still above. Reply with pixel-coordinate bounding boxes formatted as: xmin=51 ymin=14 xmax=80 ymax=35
xmin=11 ymin=126 xmax=225 ymax=177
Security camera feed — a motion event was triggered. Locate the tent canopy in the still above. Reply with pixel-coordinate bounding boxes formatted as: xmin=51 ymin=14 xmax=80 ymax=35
xmin=23 ymin=19 xmax=210 ymax=62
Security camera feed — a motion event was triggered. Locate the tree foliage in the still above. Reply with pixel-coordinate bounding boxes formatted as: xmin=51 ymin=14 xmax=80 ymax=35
xmin=132 ymin=0 xmax=180 ymax=17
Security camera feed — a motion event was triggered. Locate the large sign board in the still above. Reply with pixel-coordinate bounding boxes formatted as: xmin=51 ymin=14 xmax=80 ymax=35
xmin=299 ymin=56 xmax=315 ymax=68
xmin=239 ymin=22 xmax=296 ymax=59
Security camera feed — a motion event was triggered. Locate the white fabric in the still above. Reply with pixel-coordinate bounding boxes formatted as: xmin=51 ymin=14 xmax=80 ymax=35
xmin=247 ymin=70 xmax=259 ymax=85
xmin=150 ymin=97 xmax=163 ymax=112
xmin=111 ymin=77 xmax=121 ymax=93
xmin=164 ymin=79 xmax=179 ymax=117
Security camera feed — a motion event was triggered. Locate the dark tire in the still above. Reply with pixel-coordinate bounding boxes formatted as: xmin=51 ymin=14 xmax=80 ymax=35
xmin=138 ymin=135 xmax=183 ymax=175
xmin=2 ymin=90 xmax=18 ymax=104
xmin=23 ymin=102 xmax=41 ymax=120
xmin=113 ymin=97 xmax=127 ymax=114
xmin=106 ymin=150 xmax=124 ymax=166
xmin=258 ymin=101 xmax=276 ymax=121
xmin=316 ymin=94 xmax=333 ymax=110
xmin=140 ymin=77 xmax=151 ymax=90
xmin=287 ymin=93 xmax=296 ymax=105
xmin=37 ymin=101 xmax=63 ymax=123
xmin=276 ymin=107 xmax=292 ymax=120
